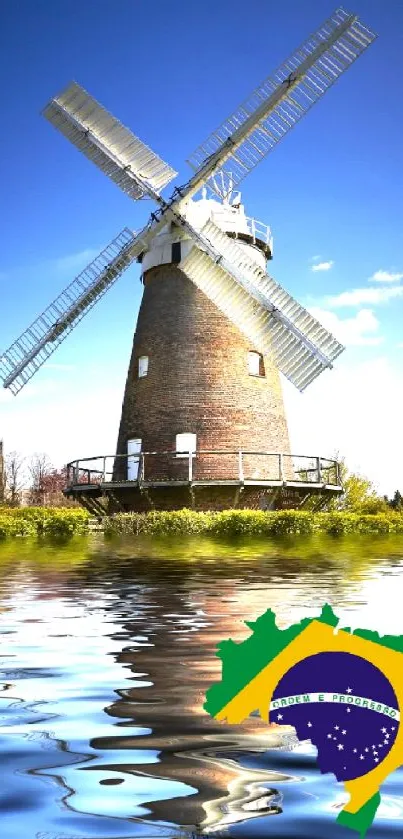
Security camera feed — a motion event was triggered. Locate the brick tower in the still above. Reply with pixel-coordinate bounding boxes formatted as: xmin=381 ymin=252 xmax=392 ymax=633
xmin=114 ymin=194 xmax=292 ymax=509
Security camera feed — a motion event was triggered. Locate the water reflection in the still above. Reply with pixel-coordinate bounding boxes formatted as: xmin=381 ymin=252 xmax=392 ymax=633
xmin=0 ymin=534 xmax=402 ymax=837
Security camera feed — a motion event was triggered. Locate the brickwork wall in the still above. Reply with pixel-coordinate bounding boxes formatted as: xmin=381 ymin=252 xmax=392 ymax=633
xmin=115 ymin=264 xmax=291 ymax=485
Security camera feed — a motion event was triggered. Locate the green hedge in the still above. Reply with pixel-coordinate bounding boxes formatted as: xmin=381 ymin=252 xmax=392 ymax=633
xmin=104 ymin=509 xmax=403 ymax=537
xmin=1 ymin=507 xmax=403 ymax=540
xmin=0 ymin=507 xmax=90 ymax=538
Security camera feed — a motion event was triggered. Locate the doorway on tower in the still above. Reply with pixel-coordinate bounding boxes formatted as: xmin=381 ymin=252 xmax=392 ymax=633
xmin=127 ymin=438 xmax=142 ymax=481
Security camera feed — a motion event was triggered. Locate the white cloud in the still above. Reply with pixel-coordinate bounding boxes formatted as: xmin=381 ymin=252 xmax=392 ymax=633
xmin=3 ymin=248 xmax=100 ymax=282
xmin=0 ymin=389 xmax=12 ymax=404
xmin=42 ymin=363 xmax=75 ymax=371
xmin=311 ymin=260 xmax=334 ymax=272
xmin=52 ymin=248 xmax=99 ymax=275
xmin=370 ymin=269 xmax=403 ymax=283
xmin=0 ymin=376 xmax=124 ymax=474
xmin=284 ymin=355 xmax=403 ymax=495
xmin=308 ymin=307 xmax=382 ymax=346
xmin=326 ymin=285 xmax=403 ymax=307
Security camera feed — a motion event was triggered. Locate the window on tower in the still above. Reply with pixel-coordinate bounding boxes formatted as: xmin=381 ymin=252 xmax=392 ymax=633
xmin=138 ymin=356 xmax=149 ymax=378
xmin=171 ymin=242 xmax=181 ymax=264
xmin=248 ymin=351 xmax=265 ymax=377
xmin=176 ymin=432 xmax=197 ymax=458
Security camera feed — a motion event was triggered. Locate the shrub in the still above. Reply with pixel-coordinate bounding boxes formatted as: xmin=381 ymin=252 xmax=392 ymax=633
xmin=104 ymin=509 xmax=403 ymax=537
xmin=0 ymin=507 xmax=89 ymax=539
xmin=1 ymin=506 xmax=403 ymax=540
xmin=0 ymin=514 xmax=37 ymax=538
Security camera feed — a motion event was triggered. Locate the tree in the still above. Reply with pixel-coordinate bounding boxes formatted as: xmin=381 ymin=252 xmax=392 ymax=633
xmin=5 ymin=451 xmax=25 ymax=507
xmin=28 ymin=457 xmax=73 ymax=506
xmin=389 ymin=490 xmax=403 ymax=511
xmin=28 ymin=453 xmax=53 ymax=506
xmin=0 ymin=441 xmax=5 ymax=503
xmin=41 ymin=467 xmax=72 ymax=506
xmin=337 ymin=458 xmax=389 ymax=513
xmin=311 ymin=455 xmax=389 ymax=514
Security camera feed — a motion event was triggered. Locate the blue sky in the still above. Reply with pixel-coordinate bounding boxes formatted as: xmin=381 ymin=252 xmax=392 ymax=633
xmin=0 ymin=0 xmax=402 ymax=493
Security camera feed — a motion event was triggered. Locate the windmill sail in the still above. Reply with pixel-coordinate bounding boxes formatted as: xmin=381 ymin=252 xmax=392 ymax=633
xmin=180 ymin=220 xmax=344 ymax=391
xmin=187 ymin=7 xmax=376 ymax=200
xmin=0 ymin=228 xmax=141 ymax=395
xmin=43 ymin=82 xmax=177 ymax=200
xmin=2 ymin=7 xmax=376 ymax=399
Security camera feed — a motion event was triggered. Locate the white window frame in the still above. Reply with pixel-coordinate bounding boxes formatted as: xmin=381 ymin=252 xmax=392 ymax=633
xmin=248 ymin=350 xmax=264 ymax=377
xmin=127 ymin=438 xmax=142 ymax=480
xmin=176 ymin=432 xmax=197 ymax=459
xmin=138 ymin=356 xmax=149 ymax=378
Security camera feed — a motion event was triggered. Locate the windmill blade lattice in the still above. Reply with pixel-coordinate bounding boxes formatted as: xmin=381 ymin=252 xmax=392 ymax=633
xmin=187 ymin=7 xmax=376 ymax=200
xmin=44 ymin=82 xmax=177 ymax=200
xmin=180 ymin=220 xmax=344 ymax=391
xmin=0 ymin=228 xmax=140 ymax=395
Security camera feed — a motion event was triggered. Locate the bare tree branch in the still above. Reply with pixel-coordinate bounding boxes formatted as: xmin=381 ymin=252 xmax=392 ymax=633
xmin=28 ymin=452 xmax=53 ymax=506
xmin=5 ymin=450 xmax=25 ymax=507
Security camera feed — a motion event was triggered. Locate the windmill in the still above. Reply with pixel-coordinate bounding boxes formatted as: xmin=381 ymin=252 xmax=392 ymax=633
xmin=0 ymin=8 xmax=377 ymax=513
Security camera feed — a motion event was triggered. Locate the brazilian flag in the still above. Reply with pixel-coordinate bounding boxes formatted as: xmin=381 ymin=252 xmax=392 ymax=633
xmin=204 ymin=605 xmax=403 ymax=836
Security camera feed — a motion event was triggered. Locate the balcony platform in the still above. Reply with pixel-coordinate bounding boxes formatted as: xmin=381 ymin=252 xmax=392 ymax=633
xmin=64 ymin=450 xmax=343 ymax=515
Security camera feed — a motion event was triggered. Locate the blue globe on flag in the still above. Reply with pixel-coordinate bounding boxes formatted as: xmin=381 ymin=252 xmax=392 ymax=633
xmin=271 ymin=652 xmax=399 ymax=781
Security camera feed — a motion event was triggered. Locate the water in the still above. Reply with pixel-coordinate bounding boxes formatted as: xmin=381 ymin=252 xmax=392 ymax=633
xmin=0 ymin=533 xmax=403 ymax=838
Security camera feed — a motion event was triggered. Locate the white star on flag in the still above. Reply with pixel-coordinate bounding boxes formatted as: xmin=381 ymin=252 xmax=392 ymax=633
xmin=346 ymin=687 xmax=353 ymax=694
xmin=337 ymin=744 xmax=344 ymax=751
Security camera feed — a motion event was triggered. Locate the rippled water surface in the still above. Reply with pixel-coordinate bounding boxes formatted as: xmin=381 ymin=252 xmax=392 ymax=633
xmin=1 ymin=533 xmax=403 ymax=839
